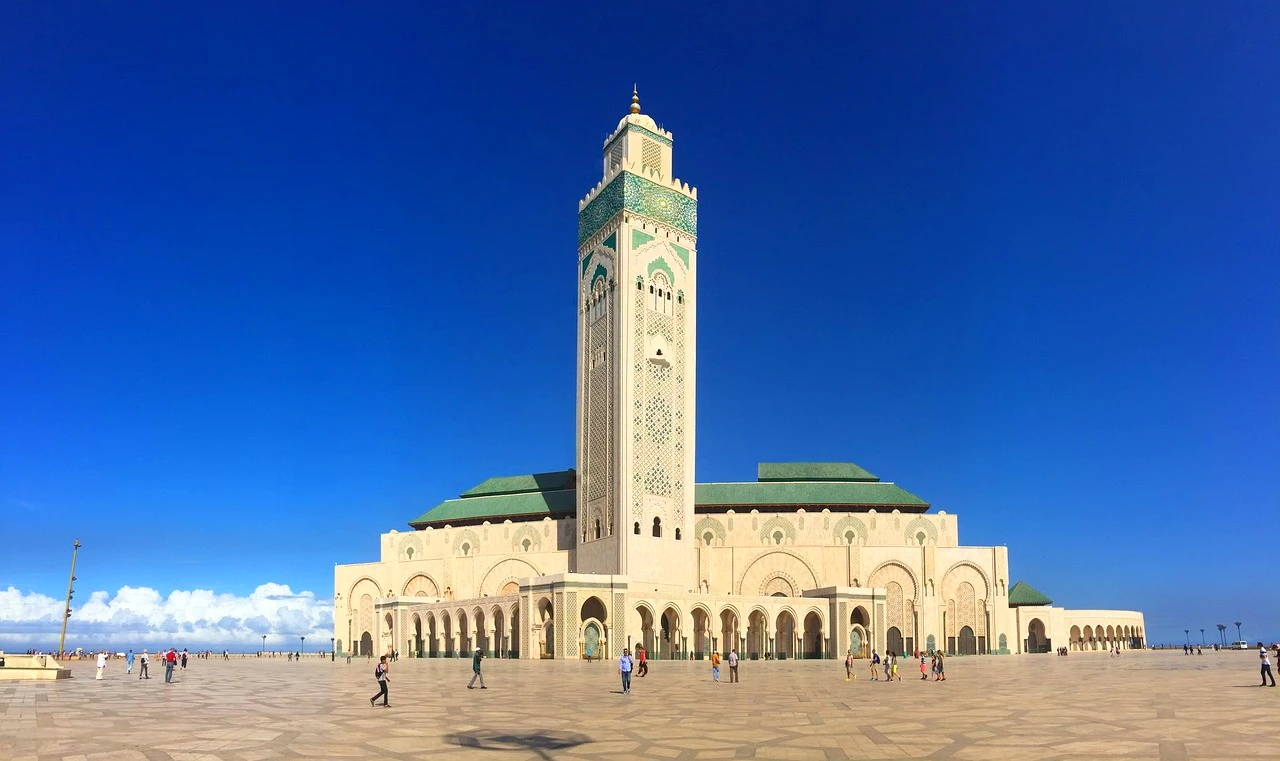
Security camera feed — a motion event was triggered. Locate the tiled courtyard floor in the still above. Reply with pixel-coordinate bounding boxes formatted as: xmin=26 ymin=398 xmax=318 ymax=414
xmin=2 ymin=650 xmax=1278 ymax=760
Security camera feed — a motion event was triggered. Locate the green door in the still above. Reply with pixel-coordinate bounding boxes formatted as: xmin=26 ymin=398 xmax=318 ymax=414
xmin=584 ymin=623 xmax=601 ymax=659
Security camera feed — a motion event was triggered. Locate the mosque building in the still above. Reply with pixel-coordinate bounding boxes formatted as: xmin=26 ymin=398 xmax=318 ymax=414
xmin=333 ymin=92 xmax=1145 ymax=661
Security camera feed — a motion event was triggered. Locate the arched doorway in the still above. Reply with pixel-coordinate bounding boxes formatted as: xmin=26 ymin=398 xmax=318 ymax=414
xmin=538 ymin=598 xmax=554 ymax=659
xmin=660 ymin=606 xmax=680 ymax=659
xmin=1027 ymin=618 xmax=1048 ymax=653
xmin=747 ymin=610 xmax=768 ymax=659
xmin=442 ymin=612 xmax=454 ymax=656
xmin=886 ymin=626 xmax=904 ymax=656
xmin=958 ymin=625 xmax=977 ymax=655
xmin=359 ymin=631 xmax=373 ymax=656
xmin=510 ymin=606 xmax=521 ymax=658
xmin=427 ymin=613 xmax=438 ymax=657
xmin=581 ymin=595 xmax=607 ymax=660
xmin=583 ymin=622 xmax=602 ymax=660
xmin=412 ymin=614 xmax=423 ymax=657
xmin=1069 ymin=625 xmax=1082 ymax=651
xmin=474 ymin=609 xmax=488 ymax=656
xmin=691 ymin=608 xmax=710 ymax=658
xmin=775 ymin=611 xmax=796 ymax=660
xmin=491 ymin=607 xmax=505 ymax=658
xmin=636 ymin=606 xmax=656 ymax=658
xmin=457 ymin=611 xmax=470 ymax=654
xmin=803 ymin=612 xmax=823 ymax=659
xmin=850 ymin=606 xmax=870 ymax=658
xmin=719 ymin=609 xmax=739 ymax=657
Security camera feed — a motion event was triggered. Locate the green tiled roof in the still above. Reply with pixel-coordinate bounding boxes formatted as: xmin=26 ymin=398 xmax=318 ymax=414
xmin=694 ymin=481 xmax=928 ymax=509
xmin=460 ymin=470 xmax=575 ymax=498
xmin=757 ymin=462 xmax=879 ymax=482
xmin=1008 ymin=581 xmax=1053 ymax=607
xmin=410 ymin=489 xmax=576 ymax=527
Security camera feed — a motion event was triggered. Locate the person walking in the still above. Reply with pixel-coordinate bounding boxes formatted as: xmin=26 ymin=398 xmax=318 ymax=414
xmin=637 ymin=646 xmax=648 ymax=677
xmin=935 ymin=651 xmax=946 ymax=681
xmin=139 ymin=649 xmax=150 ymax=679
xmin=619 ymin=648 xmax=633 ymax=694
xmin=369 ymin=655 xmax=390 ymax=707
xmin=467 ymin=647 xmax=487 ymax=689
xmin=728 ymin=648 xmax=739 ymax=683
xmin=181 ymin=649 xmax=188 ymax=670
xmin=891 ymin=652 xmax=900 ymax=681
xmin=710 ymin=650 xmax=721 ymax=682
xmin=882 ymin=652 xmax=892 ymax=682
xmin=845 ymin=650 xmax=854 ymax=681
xmin=870 ymin=650 xmax=880 ymax=681
xmin=920 ymin=652 xmax=928 ymax=680
xmin=164 ymin=648 xmax=177 ymax=683
xmin=95 ymin=650 xmax=107 ymax=680
xmin=125 ymin=649 xmax=134 ymax=675
xmin=1260 ymin=643 xmax=1276 ymax=687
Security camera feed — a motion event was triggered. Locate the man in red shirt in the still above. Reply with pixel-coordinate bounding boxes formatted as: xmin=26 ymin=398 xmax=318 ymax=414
xmin=164 ymin=648 xmax=178 ymax=683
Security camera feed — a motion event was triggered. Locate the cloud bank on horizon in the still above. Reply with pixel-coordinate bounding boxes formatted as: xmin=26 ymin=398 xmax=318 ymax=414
xmin=0 ymin=583 xmax=333 ymax=651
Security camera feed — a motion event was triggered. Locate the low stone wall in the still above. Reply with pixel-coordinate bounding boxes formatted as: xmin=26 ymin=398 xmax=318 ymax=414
xmin=0 ymin=652 xmax=73 ymax=680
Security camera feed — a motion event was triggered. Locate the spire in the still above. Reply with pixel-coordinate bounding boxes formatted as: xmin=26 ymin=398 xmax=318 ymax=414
xmin=630 ymin=85 xmax=641 ymax=115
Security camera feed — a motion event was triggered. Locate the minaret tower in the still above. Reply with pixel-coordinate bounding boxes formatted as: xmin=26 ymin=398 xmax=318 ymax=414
xmin=575 ymin=90 xmax=698 ymax=589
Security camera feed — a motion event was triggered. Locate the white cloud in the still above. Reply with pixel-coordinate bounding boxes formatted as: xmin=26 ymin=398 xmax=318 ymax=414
xmin=0 ymin=584 xmax=333 ymax=651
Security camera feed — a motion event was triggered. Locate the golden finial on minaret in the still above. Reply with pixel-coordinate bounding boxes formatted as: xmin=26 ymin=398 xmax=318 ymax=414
xmin=630 ymin=85 xmax=641 ymax=114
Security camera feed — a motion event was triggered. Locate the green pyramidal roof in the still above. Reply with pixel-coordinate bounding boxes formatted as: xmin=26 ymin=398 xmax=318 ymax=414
xmin=757 ymin=462 xmax=879 ymax=482
xmin=1008 ymin=581 xmax=1053 ymax=607
xmin=460 ymin=470 xmax=576 ymax=498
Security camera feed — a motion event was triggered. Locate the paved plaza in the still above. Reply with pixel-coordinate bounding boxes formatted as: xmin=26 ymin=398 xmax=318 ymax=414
xmin=2 ymin=650 xmax=1277 ymax=760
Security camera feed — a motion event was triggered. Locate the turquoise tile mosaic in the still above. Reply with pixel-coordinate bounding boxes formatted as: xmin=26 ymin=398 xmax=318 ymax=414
xmin=578 ymin=171 xmax=698 ymax=245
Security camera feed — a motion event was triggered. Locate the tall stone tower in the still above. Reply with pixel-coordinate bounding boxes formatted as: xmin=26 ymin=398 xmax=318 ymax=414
xmin=575 ymin=91 xmax=698 ymax=589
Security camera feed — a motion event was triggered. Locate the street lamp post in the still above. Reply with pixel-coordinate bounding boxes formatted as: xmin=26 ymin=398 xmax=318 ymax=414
xmin=1234 ymin=621 xmax=1243 ymax=643
xmin=1200 ymin=629 xmax=1205 ymax=646
xmin=331 ymin=637 xmax=335 ymax=662
xmin=1217 ymin=624 xmax=1226 ymax=646
xmin=300 ymin=636 xmax=305 ymax=656
xmin=262 ymin=634 xmax=267 ymax=656
xmin=1184 ymin=629 xmax=1189 ymax=647
xmin=58 ymin=539 xmax=81 ymax=657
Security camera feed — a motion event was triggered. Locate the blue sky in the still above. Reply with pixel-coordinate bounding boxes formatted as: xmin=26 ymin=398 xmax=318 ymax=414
xmin=2 ymin=2 xmax=1276 ymax=650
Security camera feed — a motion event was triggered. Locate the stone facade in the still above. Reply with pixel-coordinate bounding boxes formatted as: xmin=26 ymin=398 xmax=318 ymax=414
xmin=333 ymin=93 xmax=1145 ymax=662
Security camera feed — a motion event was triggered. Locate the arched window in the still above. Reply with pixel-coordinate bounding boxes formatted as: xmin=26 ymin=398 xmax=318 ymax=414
xmin=773 ymin=530 xmax=783 ymax=545
xmin=406 ymin=546 xmax=415 ymax=560
xmin=674 ymin=528 xmax=681 ymax=540
xmin=844 ymin=531 xmax=855 ymax=545
xmin=521 ymin=538 xmax=531 ymax=552
xmin=594 ymin=519 xmax=601 ymax=540
xmin=648 ymin=272 xmax=673 ymax=315
xmin=461 ymin=542 xmax=470 ymax=556
xmin=703 ymin=531 xmax=714 ymax=546
xmin=652 ymin=517 xmax=662 ymax=537
xmin=634 ymin=522 xmax=640 ymax=535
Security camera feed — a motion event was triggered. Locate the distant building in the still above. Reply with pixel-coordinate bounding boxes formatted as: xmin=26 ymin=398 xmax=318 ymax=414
xmin=334 ymin=92 xmax=1144 ymax=660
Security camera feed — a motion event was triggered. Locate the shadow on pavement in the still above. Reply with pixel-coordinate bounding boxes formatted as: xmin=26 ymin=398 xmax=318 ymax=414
xmin=446 ymin=730 xmax=590 ymax=759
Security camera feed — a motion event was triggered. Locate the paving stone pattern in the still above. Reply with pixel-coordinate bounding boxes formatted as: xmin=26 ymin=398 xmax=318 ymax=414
xmin=2 ymin=651 xmax=1277 ymax=760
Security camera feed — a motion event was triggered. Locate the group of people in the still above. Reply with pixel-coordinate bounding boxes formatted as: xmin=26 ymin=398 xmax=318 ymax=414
xmin=92 ymin=647 xmax=188 ymax=683
xmin=862 ymin=649 xmax=946 ymax=681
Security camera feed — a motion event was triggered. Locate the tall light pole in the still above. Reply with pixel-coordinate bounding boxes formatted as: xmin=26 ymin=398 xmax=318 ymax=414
xmin=1200 ymin=629 xmax=1205 ymax=646
xmin=1217 ymin=624 xmax=1226 ymax=646
xmin=1234 ymin=621 xmax=1243 ymax=642
xmin=262 ymin=634 xmax=267 ymax=655
xmin=1184 ymin=629 xmax=1189 ymax=647
xmin=330 ymin=637 xmax=335 ymax=662
xmin=58 ymin=539 xmax=81 ymax=657
xmin=300 ymin=635 xmax=305 ymax=656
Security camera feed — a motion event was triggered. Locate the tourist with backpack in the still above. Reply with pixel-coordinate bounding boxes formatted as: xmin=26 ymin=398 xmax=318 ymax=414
xmin=369 ymin=655 xmax=390 ymax=707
